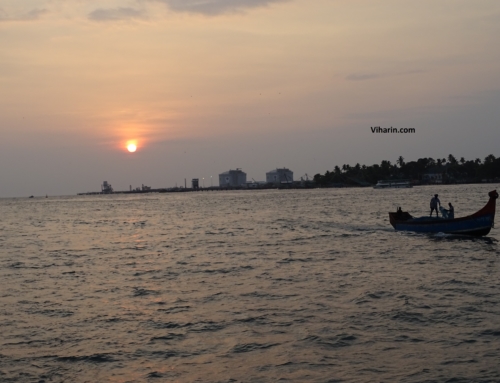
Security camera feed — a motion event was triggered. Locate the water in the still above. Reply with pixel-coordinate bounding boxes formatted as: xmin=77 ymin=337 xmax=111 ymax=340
xmin=1 ymin=184 xmax=499 ymax=383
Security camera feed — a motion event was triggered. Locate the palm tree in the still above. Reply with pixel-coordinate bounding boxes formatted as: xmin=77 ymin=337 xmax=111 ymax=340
xmin=381 ymin=160 xmax=391 ymax=167
xmin=342 ymin=164 xmax=348 ymax=173
xmin=397 ymin=156 xmax=405 ymax=167
xmin=484 ymin=154 xmax=496 ymax=164
xmin=380 ymin=160 xmax=392 ymax=176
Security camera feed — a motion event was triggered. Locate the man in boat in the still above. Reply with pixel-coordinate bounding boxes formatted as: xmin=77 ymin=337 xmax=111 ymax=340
xmin=448 ymin=202 xmax=454 ymax=219
xmin=430 ymin=194 xmax=441 ymax=217
xmin=439 ymin=202 xmax=454 ymax=219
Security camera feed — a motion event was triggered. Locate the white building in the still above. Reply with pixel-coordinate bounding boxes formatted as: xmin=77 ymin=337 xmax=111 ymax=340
xmin=423 ymin=167 xmax=445 ymax=184
xmin=423 ymin=172 xmax=443 ymax=184
xmin=219 ymin=169 xmax=247 ymax=187
xmin=266 ymin=168 xmax=293 ymax=184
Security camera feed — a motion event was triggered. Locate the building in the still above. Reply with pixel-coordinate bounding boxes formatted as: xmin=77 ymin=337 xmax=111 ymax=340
xmin=101 ymin=181 xmax=113 ymax=194
xmin=266 ymin=168 xmax=293 ymax=184
xmin=423 ymin=167 xmax=445 ymax=184
xmin=219 ymin=169 xmax=246 ymax=187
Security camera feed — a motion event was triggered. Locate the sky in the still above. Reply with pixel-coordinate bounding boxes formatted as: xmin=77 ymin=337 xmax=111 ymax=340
xmin=1 ymin=0 xmax=499 ymax=197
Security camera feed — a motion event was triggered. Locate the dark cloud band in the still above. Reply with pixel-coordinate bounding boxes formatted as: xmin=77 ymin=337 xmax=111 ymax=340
xmin=153 ymin=0 xmax=289 ymax=15
xmin=0 ymin=8 xmax=47 ymax=22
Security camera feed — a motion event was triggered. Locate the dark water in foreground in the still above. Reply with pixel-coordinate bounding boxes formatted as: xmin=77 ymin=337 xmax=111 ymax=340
xmin=1 ymin=184 xmax=500 ymax=383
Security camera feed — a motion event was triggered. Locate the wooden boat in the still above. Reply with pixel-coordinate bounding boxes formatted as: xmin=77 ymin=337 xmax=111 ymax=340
xmin=389 ymin=190 xmax=498 ymax=236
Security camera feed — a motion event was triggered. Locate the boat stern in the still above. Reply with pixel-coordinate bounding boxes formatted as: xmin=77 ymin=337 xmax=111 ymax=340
xmin=389 ymin=211 xmax=413 ymax=228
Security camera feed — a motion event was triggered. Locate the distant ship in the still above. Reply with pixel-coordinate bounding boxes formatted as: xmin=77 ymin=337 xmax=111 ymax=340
xmin=374 ymin=180 xmax=412 ymax=189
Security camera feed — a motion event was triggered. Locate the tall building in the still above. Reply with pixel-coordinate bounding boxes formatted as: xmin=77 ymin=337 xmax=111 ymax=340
xmin=101 ymin=181 xmax=113 ymax=193
xmin=219 ymin=169 xmax=247 ymax=187
xmin=266 ymin=168 xmax=293 ymax=184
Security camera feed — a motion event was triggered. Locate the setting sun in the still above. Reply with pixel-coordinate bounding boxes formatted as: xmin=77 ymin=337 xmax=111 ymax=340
xmin=127 ymin=143 xmax=137 ymax=153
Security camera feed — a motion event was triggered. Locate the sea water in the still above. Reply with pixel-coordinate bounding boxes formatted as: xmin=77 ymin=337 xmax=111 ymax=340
xmin=1 ymin=184 xmax=499 ymax=382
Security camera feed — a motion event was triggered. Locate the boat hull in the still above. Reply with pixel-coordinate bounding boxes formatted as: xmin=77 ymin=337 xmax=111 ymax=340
xmin=374 ymin=184 xmax=412 ymax=189
xmin=374 ymin=180 xmax=412 ymax=189
xmin=391 ymin=214 xmax=494 ymax=236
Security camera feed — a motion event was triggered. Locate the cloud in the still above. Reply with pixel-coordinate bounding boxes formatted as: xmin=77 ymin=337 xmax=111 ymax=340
xmin=346 ymin=69 xmax=424 ymax=82
xmin=24 ymin=8 xmax=47 ymax=20
xmin=346 ymin=73 xmax=381 ymax=81
xmin=152 ymin=0 xmax=289 ymax=16
xmin=0 ymin=8 xmax=47 ymax=22
xmin=88 ymin=7 xmax=146 ymax=22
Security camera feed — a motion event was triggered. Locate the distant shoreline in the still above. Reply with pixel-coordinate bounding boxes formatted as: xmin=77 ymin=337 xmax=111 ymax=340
xmin=73 ymin=179 xmax=500 ymax=196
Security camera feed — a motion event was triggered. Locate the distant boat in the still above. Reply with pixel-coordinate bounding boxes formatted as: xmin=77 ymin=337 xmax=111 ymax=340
xmin=389 ymin=190 xmax=498 ymax=236
xmin=374 ymin=179 xmax=412 ymax=189
xmin=29 ymin=195 xmax=34 ymax=198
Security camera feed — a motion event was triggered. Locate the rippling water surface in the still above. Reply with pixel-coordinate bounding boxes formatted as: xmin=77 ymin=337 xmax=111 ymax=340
xmin=1 ymin=184 xmax=500 ymax=382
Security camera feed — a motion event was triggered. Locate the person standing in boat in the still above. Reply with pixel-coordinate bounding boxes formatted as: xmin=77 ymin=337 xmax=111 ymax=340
xmin=430 ymin=194 xmax=441 ymax=217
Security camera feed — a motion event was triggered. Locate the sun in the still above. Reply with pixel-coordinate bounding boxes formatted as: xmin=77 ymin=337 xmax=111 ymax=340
xmin=127 ymin=143 xmax=137 ymax=153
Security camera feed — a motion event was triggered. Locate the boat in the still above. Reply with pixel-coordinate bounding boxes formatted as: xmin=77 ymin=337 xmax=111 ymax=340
xmin=389 ymin=190 xmax=498 ymax=236
xmin=374 ymin=179 xmax=412 ymax=189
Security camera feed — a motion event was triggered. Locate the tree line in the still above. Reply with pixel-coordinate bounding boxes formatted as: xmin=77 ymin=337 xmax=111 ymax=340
xmin=313 ymin=154 xmax=500 ymax=186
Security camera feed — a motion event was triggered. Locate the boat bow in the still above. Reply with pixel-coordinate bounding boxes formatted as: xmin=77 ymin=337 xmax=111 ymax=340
xmin=469 ymin=190 xmax=498 ymax=219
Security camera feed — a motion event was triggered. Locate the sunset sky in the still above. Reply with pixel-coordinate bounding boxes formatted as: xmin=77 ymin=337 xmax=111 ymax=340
xmin=1 ymin=0 xmax=499 ymax=197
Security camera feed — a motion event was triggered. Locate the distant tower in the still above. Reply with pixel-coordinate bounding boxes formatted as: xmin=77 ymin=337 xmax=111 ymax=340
xmin=101 ymin=181 xmax=113 ymax=194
